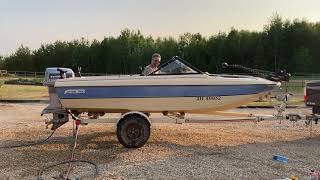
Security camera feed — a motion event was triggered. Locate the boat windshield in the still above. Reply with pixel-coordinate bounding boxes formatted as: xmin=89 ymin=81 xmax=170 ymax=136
xmin=152 ymin=57 xmax=202 ymax=75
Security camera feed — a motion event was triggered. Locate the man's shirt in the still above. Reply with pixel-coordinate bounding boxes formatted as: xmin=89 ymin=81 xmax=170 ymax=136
xmin=142 ymin=65 xmax=158 ymax=76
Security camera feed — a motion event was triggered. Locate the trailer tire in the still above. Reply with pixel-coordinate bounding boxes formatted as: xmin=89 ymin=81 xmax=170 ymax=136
xmin=117 ymin=115 xmax=150 ymax=148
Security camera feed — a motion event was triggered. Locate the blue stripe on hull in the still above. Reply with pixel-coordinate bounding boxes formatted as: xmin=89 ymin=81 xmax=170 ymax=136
xmin=56 ymin=85 xmax=274 ymax=99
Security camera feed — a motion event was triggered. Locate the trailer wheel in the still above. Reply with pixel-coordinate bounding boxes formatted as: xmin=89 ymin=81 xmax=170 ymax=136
xmin=117 ymin=115 xmax=150 ymax=148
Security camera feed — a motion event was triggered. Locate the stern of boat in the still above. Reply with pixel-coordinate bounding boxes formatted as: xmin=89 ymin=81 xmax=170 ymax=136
xmin=41 ymin=68 xmax=75 ymax=130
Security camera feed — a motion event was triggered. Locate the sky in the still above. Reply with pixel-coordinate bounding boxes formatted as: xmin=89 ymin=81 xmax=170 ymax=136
xmin=0 ymin=0 xmax=319 ymax=55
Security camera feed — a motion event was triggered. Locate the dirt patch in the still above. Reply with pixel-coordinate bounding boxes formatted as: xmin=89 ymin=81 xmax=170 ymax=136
xmin=0 ymin=104 xmax=13 ymax=108
xmin=0 ymin=103 xmax=319 ymax=179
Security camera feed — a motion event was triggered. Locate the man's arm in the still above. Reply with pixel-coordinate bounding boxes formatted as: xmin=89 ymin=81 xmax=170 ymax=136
xmin=142 ymin=65 xmax=152 ymax=76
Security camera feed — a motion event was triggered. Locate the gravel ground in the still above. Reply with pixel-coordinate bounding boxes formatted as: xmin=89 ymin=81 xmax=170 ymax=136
xmin=0 ymin=103 xmax=319 ymax=179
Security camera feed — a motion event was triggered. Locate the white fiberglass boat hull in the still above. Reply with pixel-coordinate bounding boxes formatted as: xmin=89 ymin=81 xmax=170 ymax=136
xmin=59 ymin=93 xmax=265 ymax=113
xmin=53 ymin=58 xmax=279 ymax=114
xmin=55 ymin=74 xmax=277 ymax=113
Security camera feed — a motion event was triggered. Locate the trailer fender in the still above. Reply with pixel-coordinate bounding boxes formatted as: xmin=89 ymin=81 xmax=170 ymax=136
xmin=117 ymin=111 xmax=151 ymax=126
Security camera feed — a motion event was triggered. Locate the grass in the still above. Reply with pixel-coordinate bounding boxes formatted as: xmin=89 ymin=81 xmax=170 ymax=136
xmin=4 ymin=78 xmax=43 ymax=85
xmin=0 ymin=76 xmax=48 ymax=100
xmin=0 ymin=77 xmax=43 ymax=84
xmin=248 ymin=86 xmax=305 ymax=106
xmin=0 ymin=84 xmax=304 ymax=106
xmin=248 ymin=96 xmax=304 ymax=106
xmin=0 ymin=76 xmax=306 ymax=105
xmin=0 ymin=84 xmax=48 ymax=100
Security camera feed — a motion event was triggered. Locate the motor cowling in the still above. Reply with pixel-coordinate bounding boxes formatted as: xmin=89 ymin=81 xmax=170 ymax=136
xmin=43 ymin=67 xmax=75 ymax=86
xmin=42 ymin=68 xmax=75 ymax=130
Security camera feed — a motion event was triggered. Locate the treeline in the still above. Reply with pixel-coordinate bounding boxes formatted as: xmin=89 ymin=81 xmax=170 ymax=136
xmin=1 ymin=15 xmax=320 ymax=74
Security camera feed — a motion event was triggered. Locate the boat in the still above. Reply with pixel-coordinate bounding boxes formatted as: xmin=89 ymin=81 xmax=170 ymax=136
xmin=51 ymin=56 xmax=278 ymax=114
xmin=42 ymin=56 xmax=284 ymax=148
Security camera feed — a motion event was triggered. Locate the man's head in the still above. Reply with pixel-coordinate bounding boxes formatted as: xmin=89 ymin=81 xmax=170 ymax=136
xmin=150 ymin=53 xmax=161 ymax=68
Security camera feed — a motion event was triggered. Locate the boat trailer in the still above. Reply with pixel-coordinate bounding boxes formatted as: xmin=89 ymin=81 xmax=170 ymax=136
xmin=41 ymin=67 xmax=319 ymax=148
xmin=42 ymin=92 xmax=319 ymax=148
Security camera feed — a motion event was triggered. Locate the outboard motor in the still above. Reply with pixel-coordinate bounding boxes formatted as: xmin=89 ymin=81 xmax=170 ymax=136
xmin=42 ymin=68 xmax=75 ymax=130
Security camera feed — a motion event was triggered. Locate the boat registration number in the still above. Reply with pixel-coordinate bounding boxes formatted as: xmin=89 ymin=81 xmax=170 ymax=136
xmin=196 ymin=96 xmax=221 ymax=101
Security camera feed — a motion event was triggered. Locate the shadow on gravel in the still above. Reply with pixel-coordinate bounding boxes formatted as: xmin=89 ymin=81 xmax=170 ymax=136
xmin=0 ymin=130 xmax=319 ymax=179
xmin=148 ymin=135 xmax=320 ymax=179
xmin=0 ymin=131 xmax=131 ymax=178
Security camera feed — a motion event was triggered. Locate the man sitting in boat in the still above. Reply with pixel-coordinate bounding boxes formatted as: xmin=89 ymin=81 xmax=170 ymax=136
xmin=143 ymin=53 xmax=161 ymax=75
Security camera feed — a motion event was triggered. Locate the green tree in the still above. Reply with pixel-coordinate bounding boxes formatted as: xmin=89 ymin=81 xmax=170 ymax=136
xmin=206 ymin=33 xmax=227 ymax=73
xmin=291 ymin=47 xmax=312 ymax=73
xmin=1 ymin=15 xmax=320 ymax=74
xmin=264 ymin=13 xmax=285 ymax=71
xmin=0 ymin=55 xmax=3 ymax=69
xmin=3 ymin=45 xmax=32 ymax=71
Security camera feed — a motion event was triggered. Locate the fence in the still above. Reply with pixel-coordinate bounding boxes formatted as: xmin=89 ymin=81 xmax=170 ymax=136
xmin=0 ymin=70 xmax=8 ymax=76
xmin=2 ymin=70 xmax=320 ymax=96
xmin=5 ymin=70 xmax=107 ymax=78
xmin=4 ymin=70 xmax=320 ymax=78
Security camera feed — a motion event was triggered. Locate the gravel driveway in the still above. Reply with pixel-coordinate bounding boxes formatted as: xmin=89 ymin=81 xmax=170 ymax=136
xmin=0 ymin=103 xmax=319 ymax=179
